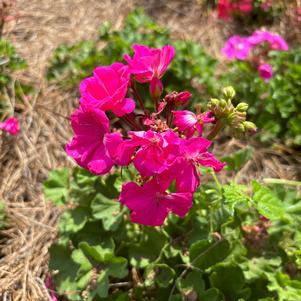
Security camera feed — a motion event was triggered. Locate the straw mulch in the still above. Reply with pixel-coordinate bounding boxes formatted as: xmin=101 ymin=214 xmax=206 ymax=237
xmin=0 ymin=0 xmax=300 ymax=300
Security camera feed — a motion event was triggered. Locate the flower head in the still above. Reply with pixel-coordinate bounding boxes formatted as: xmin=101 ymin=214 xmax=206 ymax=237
xmin=80 ymin=62 xmax=135 ymax=117
xmin=217 ymin=0 xmax=233 ymax=20
xmin=119 ymin=179 xmax=192 ymax=226
xmin=0 ymin=117 xmax=20 ymax=135
xmin=222 ymin=36 xmax=252 ymax=60
xmin=66 ymin=105 xmax=114 ymax=175
xmin=258 ymin=63 xmax=273 ymax=82
xmin=123 ymin=44 xmax=175 ymax=83
xmin=127 ymin=130 xmax=180 ymax=177
xmin=248 ymin=31 xmax=288 ymax=51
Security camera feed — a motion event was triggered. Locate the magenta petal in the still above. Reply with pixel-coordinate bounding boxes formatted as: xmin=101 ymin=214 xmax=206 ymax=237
xmin=160 ymin=192 xmax=192 ymax=217
xmin=111 ymin=98 xmax=136 ymax=117
xmin=173 ymin=110 xmax=197 ymax=131
xmin=130 ymin=207 xmax=168 ymax=226
xmin=156 ymin=45 xmax=176 ymax=77
xmin=66 ymin=105 xmax=114 ymax=175
xmin=133 ymin=145 xmax=167 ymax=176
xmin=104 ymin=133 xmax=137 ymax=166
xmin=198 ymin=152 xmax=226 ymax=172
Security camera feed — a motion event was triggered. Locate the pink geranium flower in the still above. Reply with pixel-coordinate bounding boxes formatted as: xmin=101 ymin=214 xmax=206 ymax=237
xmin=119 ymin=179 xmax=192 ymax=226
xmin=258 ymin=63 xmax=273 ymax=82
xmin=159 ymin=137 xmax=225 ymax=192
xmin=236 ymin=0 xmax=252 ymax=13
xmin=248 ymin=31 xmax=289 ymax=51
xmin=0 ymin=117 xmax=20 ymax=135
xmin=173 ymin=110 xmax=215 ymax=137
xmin=80 ymin=62 xmax=135 ymax=117
xmin=66 ymin=105 xmax=114 ymax=175
xmin=127 ymin=130 xmax=180 ymax=177
xmin=123 ymin=44 xmax=175 ymax=83
xmin=217 ymin=0 xmax=233 ymax=20
xmin=222 ymin=36 xmax=252 ymax=60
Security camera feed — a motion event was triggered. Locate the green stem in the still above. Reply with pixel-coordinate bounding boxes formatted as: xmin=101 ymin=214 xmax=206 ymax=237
xmin=207 ymin=120 xmax=225 ymax=140
xmin=263 ymin=178 xmax=301 ymax=187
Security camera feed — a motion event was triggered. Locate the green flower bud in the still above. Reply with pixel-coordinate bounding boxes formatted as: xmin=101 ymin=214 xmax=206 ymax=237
xmin=219 ymin=99 xmax=227 ymax=108
xmin=236 ymin=102 xmax=249 ymax=112
xmin=222 ymin=86 xmax=236 ymax=99
xmin=210 ymin=98 xmax=220 ymax=106
xmin=243 ymin=121 xmax=257 ymax=133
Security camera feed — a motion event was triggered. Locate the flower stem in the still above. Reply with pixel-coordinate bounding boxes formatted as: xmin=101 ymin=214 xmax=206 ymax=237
xmin=207 ymin=120 xmax=224 ymax=140
xmin=131 ymin=81 xmax=148 ymax=116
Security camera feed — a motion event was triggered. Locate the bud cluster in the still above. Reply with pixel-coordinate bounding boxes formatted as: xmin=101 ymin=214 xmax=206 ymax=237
xmin=208 ymin=86 xmax=256 ymax=138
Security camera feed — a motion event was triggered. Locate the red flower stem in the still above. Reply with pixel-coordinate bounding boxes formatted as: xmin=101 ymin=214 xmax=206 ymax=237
xmin=122 ymin=114 xmax=141 ymax=130
xmin=207 ymin=120 xmax=225 ymax=140
xmin=131 ymin=82 xmax=148 ymax=116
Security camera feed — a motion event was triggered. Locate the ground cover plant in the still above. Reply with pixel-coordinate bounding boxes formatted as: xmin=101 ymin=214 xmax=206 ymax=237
xmin=45 ymin=37 xmax=301 ymax=300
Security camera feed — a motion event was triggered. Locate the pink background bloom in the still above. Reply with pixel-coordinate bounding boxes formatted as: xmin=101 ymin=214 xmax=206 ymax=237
xmin=123 ymin=44 xmax=175 ymax=83
xmin=258 ymin=63 xmax=273 ymax=82
xmin=222 ymin=36 xmax=252 ymax=60
xmin=0 ymin=117 xmax=20 ymax=135
xmin=119 ymin=180 xmax=192 ymax=226
xmin=66 ymin=105 xmax=114 ymax=175
xmin=248 ymin=31 xmax=289 ymax=51
xmin=80 ymin=62 xmax=135 ymax=117
xmin=217 ymin=0 xmax=233 ymax=20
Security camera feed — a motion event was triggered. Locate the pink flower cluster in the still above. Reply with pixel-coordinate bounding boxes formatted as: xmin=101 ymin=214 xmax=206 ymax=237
xmin=0 ymin=117 xmax=20 ymax=135
xmin=222 ymin=30 xmax=288 ymax=81
xmin=217 ymin=0 xmax=272 ymax=20
xmin=217 ymin=0 xmax=253 ymax=20
xmin=66 ymin=44 xmax=225 ymax=226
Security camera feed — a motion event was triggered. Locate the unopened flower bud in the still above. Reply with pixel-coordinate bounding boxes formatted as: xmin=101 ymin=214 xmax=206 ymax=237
xmin=219 ymin=99 xmax=227 ymax=108
xmin=209 ymin=98 xmax=220 ymax=107
xmin=236 ymin=102 xmax=249 ymax=112
xmin=243 ymin=121 xmax=257 ymax=133
xmin=149 ymin=77 xmax=163 ymax=99
xmin=175 ymin=91 xmax=191 ymax=106
xmin=222 ymin=86 xmax=236 ymax=99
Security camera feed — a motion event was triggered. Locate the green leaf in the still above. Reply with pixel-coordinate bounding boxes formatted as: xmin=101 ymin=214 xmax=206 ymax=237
xmin=79 ymin=241 xmax=113 ymax=263
xmin=252 ymin=181 xmax=286 ymax=220
xmin=95 ymin=271 xmax=109 ymax=298
xmin=91 ymin=195 xmax=124 ymax=231
xmin=223 ymin=183 xmax=249 ymax=213
xmin=177 ymin=270 xmax=205 ymax=296
xmin=59 ymin=207 xmax=87 ymax=235
xmin=49 ymin=244 xmax=80 ymax=299
xmin=129 ymin=227 xmax=168 ymax=268
xmin=189 ymin=239 xmax=230 ymax=270
xmin=145 ymin=263 xmax=175 ymax=288
xmin=200 ymin=288 xmax=223 ymax=301
xmin=210 ymin=263 xmax=250 ymax=301
xmin=43 ymin=168 xmax=69 ymax=205
xmin=267 ymin=272 xmax=301 ymax=301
